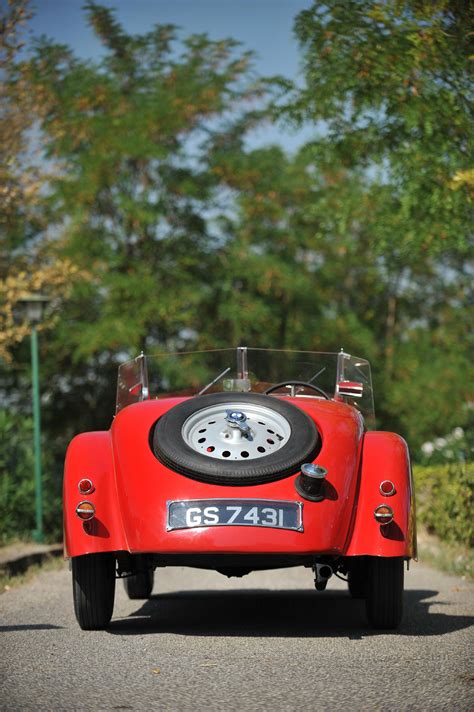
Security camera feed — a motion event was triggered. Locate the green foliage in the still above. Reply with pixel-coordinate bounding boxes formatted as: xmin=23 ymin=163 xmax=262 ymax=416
xmin=290 ymin=0 xmax=473 ymax=256
xmin=284 ymin=0 xmax=474 ymax=449
xmin=414 ymin=463 xmax=474 ymax=548
xmin=0 ymin=409 xmax=61 ymax=544
xmin=19 ymin=2 xmax=275 ymax=360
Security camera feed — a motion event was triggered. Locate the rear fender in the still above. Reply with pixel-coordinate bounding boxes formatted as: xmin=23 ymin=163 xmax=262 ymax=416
xmin=345 ymin=432 xmax=417 ymax=558
xmin=63 ymin=431 xmax=127 ymax=557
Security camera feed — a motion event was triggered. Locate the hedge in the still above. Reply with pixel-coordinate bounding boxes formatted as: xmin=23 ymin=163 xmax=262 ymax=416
xmin=413 ymin=462 xmax=474 ymax=549
xmin=0 ymin=409 xmax=61 ymax=544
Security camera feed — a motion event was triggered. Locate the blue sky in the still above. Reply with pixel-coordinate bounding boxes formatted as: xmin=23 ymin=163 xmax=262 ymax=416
xmin=28 ymin=0 xmax=315 ymax=152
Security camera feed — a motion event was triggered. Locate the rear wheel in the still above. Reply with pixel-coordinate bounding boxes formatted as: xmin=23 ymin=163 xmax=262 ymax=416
xmin=72 ymin=553 xmax=116 ymax=630
xmin=123 ymin=556 xmax=154 ymax=599
xmin=365 ymin=556 xmax=404 ymax=629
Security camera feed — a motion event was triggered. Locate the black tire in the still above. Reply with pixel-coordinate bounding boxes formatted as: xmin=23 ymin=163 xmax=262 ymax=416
xmin=365 ymin=556 xmax=404 ymax=629
xmin=72 ymin=553 xmax=116 ymax=630
xmin=123 ymin=558 xmax=154 ymax=599
xmin=152 ymin=392 xmax=320 ymax=485
xmin=348 ymin=559 xmax=367 ymax=599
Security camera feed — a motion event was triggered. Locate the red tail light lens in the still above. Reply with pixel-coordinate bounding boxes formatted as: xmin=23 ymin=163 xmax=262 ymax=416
xmin=380 ymin=480 xmax=395 ymax=496
xmin=78 ymin=478 xmax=94 ymax=494
xmin=76 ymin=501 xmax=96 ymax=520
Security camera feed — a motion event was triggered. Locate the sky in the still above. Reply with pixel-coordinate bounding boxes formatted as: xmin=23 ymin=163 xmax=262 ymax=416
xmin=27 ymin=0 xmax=315 ymax=152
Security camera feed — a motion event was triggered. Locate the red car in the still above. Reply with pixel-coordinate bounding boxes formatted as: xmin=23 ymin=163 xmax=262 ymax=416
xmin=64 ymin=347 xmax=416 ymax=630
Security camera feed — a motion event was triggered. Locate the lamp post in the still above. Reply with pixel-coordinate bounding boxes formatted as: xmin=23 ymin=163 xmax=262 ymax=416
xmin=16 ymin=294 xmax=50 ymax=543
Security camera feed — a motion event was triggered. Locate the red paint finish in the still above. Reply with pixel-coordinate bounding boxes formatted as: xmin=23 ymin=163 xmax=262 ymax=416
xmin=110 ymin=398 xmax=363 ymax=555
xmin=63 ymin=432 xmax=127 ymax=557
xmin=64 ymin=397 xmax=415 ymax=561
xmin=344 ymin=431 xmax=416 ymax=558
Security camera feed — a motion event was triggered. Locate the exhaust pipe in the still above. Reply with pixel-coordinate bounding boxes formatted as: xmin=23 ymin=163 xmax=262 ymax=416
xmin=314 ymin=563 xmax=333 ymax=591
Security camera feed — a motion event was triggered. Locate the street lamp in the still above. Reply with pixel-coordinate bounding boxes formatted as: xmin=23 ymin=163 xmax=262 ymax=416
xmin=15 ymin=293 xmax=50 ymax=543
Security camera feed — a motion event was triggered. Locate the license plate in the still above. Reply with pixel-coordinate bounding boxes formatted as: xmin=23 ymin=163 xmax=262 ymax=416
xmin=167 ymin=499 xmax=303 ymax=532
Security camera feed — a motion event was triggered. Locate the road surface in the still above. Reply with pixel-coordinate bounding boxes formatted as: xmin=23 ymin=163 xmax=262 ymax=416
xmin=1 ymin=560 xmax=473 ymax=711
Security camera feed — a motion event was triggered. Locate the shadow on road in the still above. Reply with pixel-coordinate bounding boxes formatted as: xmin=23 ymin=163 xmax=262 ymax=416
xmin=108 ymin=588 xmax=473 ymax=638
xmin=0 ymin=624 xmax=63 ymax=632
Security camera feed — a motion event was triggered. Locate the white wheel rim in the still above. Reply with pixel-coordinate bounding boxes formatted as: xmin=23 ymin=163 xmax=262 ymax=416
xmin=182 ymin=402 xmax=291 ymax=461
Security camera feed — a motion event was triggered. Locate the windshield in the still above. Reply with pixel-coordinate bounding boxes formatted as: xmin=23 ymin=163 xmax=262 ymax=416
xmin=116 ymin=347 xmax=375 ymax=425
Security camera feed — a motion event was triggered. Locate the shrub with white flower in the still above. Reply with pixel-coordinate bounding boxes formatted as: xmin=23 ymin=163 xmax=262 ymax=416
xmin=420 ymin=426 xmax=472 ymax=465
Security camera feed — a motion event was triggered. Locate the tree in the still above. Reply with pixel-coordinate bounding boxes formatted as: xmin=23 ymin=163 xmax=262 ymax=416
xmin=2 ymin=2 xmax=278 ymax=447
xmin=0 ymin=0 xmax=37 ymax=266
xmin=19 ymin=2 xmax=274 ymax=361
xmin=290 ymin=0 xmax=473 ymax=255
xmin=285 ymin=0 xmax=474 ymax=448
xmin=0 ymin=0 xmax=84 ymax=361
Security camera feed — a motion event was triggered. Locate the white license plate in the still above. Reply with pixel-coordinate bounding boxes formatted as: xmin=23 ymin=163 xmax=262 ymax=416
xmin=167 ymin=499 xmax=303 ymax=532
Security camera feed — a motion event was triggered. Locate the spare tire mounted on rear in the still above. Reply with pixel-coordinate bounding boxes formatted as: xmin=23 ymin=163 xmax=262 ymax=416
xmin=152 ymin=392 xmax=320 ymax=485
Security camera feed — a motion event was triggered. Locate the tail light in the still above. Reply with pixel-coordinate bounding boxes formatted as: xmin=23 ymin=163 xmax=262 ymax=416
xmin=78 ymin=478 xmax=94 ymax=494
xmin=76 ymin=501 xmax=96 ymax=520
xmin=374 ymin=504 xmax=394 ymax=525
xmin=379 ymin=480 xmax=395 ymax=496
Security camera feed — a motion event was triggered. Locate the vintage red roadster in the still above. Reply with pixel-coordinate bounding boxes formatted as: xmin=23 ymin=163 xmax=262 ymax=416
xmin=64 ymin=347 xmax=416 ymax=630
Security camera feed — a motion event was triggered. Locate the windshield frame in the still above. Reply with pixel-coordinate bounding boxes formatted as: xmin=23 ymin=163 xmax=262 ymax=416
xmin=116 ymin=347 xmax=375 ymax=425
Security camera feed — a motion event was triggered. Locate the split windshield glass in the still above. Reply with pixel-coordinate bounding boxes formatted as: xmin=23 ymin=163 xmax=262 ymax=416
xmin=116 ymin=347 xmax=375 ymax=424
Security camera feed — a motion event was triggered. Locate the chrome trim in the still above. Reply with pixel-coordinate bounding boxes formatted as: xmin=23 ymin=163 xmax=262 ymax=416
xmin=166 ymin=498 xmax=303 ymax=533
xmin=374 ymin=504 xmax=394 ymax=525
xmin=301 ymin=463 xmax=327 ymax=479
xmin=236 ymin=346 xmax=248 ymax=380
xmin=379 ymin=480 xmax=395 ymax=496
xmin=225 ymin=409 xmax=252 ymax=437
xmin=336 ymin=348 xmax=350 ymax=384
xmin=138 ymin=351 xmax=149 ymax=400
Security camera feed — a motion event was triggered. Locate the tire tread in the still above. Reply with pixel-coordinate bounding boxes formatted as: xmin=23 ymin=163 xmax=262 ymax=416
xmin=366 ymin=556 xmax=404 ymax=629
xmin=72 ymin=553 xmax=116 ymax=630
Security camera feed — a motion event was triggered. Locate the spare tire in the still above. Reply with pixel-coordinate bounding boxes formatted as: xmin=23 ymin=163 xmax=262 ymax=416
xmin=152 ymin=392 xmax=320 ymax=485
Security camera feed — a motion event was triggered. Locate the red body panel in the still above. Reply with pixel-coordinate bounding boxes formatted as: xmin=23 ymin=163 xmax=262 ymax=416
xmin=63 ymin=397 xmax=415 ymax=560
xmin=345 ymin=431 xmax=416 ymax=558
xmin=63 ymin=432 xmax=128 ymax=557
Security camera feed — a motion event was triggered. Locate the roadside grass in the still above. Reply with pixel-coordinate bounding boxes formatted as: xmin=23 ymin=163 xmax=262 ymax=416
xmin=0 ymin=554 xmax=66 ymax=594
xmin=417 ymin=526 xmax=473 ymax=580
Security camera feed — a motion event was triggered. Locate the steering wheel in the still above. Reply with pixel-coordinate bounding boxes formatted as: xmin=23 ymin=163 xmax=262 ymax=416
xmin=264 ymin=381 xmax=330 ymax=400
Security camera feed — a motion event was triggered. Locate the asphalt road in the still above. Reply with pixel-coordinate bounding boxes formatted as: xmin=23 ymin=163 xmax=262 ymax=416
xmin=1 ymin=560 xmax=473 ymax=711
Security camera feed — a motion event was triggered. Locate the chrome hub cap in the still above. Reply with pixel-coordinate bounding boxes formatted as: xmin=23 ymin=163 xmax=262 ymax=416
xmin=182 ymin=402 xmax=291 ymax=460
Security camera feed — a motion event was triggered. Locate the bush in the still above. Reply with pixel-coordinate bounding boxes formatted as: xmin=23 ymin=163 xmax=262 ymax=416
xmin=414 ymin=463 xmax=474 ymax=548
xmin=0 ymin=409 xmax=61 ymax=544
